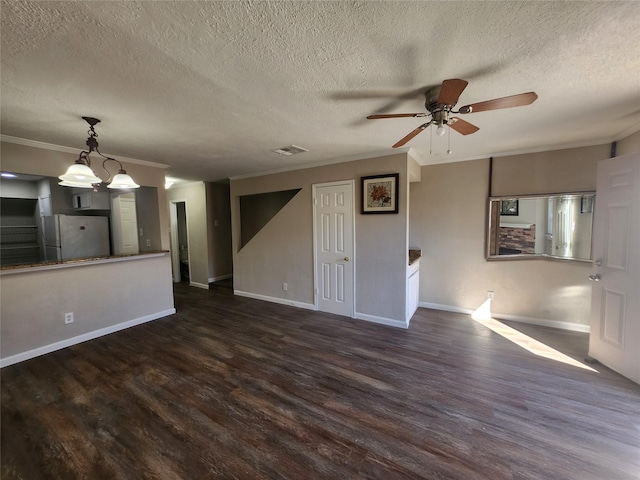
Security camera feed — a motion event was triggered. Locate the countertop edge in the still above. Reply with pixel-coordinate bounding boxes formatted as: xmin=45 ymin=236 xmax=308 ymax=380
xmin=1 ymin=251 xmax=170 ymax=276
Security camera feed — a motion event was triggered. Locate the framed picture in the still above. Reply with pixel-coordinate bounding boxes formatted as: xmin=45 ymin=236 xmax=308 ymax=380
xmin=500 ymin=199 xmax=519 ymax=216
xmin=581 ymin=195 xmax=594 ymax=214
xmin=361 ymin=173 xmax=399 ymax=214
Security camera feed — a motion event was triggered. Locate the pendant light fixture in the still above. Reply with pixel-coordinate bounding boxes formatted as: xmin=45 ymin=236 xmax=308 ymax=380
xmin=59 ymin=117 xmax=140 ymax=190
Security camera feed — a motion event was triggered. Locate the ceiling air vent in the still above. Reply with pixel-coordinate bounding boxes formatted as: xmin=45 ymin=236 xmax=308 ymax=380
xmin=272 ymin=145 xmax=308 ymax=156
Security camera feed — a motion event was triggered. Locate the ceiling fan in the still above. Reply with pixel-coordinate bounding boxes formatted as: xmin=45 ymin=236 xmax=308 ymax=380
xmin=367 ymin=79 xmax=538 ymax=148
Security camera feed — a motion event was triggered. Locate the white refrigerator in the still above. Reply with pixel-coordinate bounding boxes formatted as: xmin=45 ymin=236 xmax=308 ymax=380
xmin=43 ymin=215 xmax=110 ymax=261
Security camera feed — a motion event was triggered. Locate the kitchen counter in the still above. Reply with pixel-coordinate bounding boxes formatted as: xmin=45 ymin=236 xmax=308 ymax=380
xmin=0 ymin=251 xmax=170 ymax=275
xmin=406 ymin=249 xmax=421 ymax=323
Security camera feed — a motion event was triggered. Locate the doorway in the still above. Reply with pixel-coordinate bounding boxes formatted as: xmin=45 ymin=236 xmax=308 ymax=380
xmin=313 ymin=180 xmax=355 ymax=317
xmin=169 ymin=200 xmax=190 ymax=283
xmin=111 ymin=192 xmax=139 ymax=255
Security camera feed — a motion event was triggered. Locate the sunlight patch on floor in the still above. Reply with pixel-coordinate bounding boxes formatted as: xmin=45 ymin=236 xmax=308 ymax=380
xmin=472 ymin=300 xmax=598 ymax=372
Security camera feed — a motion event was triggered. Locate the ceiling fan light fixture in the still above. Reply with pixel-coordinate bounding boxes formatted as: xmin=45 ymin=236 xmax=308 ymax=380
xmin=366 ymin=79 xmax=538 ymax=148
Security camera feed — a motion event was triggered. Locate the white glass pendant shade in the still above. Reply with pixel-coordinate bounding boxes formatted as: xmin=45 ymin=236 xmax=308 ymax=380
xmin=107 ymin=172 xmax=140 ymax=189
xmin=61 ymin=118 xmax=140 ymax=190
xmin=59 ymin=163 xmax=102 ymax=185
xmin=436 ymin=125 xmax=446 ymax=136
xmin=58 ymin=179 xmax=95 ymax=188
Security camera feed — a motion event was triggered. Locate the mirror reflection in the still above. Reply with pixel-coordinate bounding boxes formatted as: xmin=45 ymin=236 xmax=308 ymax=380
xmin=488 ymin=193 xmax=595 ymax=262
xmin=0 ymin=173 xmax=161 ymax=267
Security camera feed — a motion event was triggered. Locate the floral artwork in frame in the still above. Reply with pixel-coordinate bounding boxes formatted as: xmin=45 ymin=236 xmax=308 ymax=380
xmin=361 ymin=173 xmax=399 ymax=214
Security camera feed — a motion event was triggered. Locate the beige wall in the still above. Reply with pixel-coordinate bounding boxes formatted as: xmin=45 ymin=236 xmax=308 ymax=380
xmin=1 ymin=254 xmax=175 ymax=365
xmin=491 ymin=144 xmax=610 ymax=196
xmin=231 ymin=153 xmax=409 ymax=323
xmin=206 ymin=182 xmax=233 ymax=281
xmin=410 ymin=158 xmax=594 ymax=329
xmin=618 ymin=130 xmax=640 ymax=156
xmin=166 ymin=182 xmax=210 ymax=287
xmin=409 ymin=132 xmax=640 ymax=329
xmin=0 ymin=141 xmax=171 ymax=250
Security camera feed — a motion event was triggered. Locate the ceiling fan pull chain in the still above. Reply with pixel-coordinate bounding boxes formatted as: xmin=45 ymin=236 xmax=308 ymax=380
xmin=429 ymin=123 xmax=433 ymax=155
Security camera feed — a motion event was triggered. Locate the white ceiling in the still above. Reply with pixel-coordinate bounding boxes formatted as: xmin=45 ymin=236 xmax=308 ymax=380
xmin=2 ymin=1 xmax=639 ymax=183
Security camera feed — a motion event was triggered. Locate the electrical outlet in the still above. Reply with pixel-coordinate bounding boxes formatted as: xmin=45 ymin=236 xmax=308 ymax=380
xmin=282 ymin=282 xmax=288 ymax=291
xmin=64 ymin=312 xmax=74 ymax=324
xmin=146 ymin=239 xmax=151 ymax=247
xmin=487 ymin=291 xmax=495 ymax=300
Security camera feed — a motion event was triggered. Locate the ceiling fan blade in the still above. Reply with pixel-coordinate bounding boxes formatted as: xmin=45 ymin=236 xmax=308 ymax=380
xmin=449 ymin=118 xmax=479 ymax=135
xmin=459 ymin=92 xmax=538 ymax=113
xmin=437 ymin=79 xmax=469 ymax=106
xmin=392 ymin=123 xmax=430 ymax=148
xmin=367 ymin=113 xmax=427 ymax=119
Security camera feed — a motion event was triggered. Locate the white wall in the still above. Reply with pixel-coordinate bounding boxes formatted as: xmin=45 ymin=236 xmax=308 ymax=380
xmin=0 ymin=179 xmax=39 ymax=198
xmin=500 ymin=198 xmax=537 ymax=225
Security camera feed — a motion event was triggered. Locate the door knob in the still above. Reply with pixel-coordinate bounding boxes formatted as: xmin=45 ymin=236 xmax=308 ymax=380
xmin=343 ymin=257 xmax=350 ymax=261
xmin=589 ymin=274 xmax=601 ymax=281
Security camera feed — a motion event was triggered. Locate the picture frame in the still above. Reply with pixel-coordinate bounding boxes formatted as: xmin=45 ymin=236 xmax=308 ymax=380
xmin=500 ymin=199 xmax=519 ymax=216
xmin=361 ymin=173 xmax=399 ymax=214
xmin=580 ymin=195 xmax=594 ymax=214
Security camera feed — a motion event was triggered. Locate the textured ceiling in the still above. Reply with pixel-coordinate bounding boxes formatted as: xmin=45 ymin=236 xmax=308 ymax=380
xmin=2 ymin=1 xmax=639 ymax=182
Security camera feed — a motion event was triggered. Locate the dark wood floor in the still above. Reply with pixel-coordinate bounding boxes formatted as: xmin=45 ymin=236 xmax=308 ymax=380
xmin=2 ymin=283 xmax=640 ymax=480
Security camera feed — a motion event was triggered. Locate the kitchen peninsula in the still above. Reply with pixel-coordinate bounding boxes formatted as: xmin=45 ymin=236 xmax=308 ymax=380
xmin=1 ymin=251 xmax=175 ymax=367
xmin=1 ymin=139 xmax=174 ymax=368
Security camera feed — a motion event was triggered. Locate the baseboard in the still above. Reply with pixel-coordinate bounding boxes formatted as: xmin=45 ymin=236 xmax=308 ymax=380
xmin=233 ymin=290 xmax=409 ymax=329
xmin=209 ymin=274 xmax=232 ymax=283
xmin=420 ymin=302 xmax=474 ymax=315
xmin=189 ymin=281 xmax=210 ymax=290
xmin=1 ymin=308 xmax=177 ymax=368
xmin=491 ymin=312 xmax=591 ymax=333
xmin=233 ymin=290 xmax=316 ymax=311
xmin=419 ymin=302 xmax=590 ymax=333
xmin=355 ymin=312 xmax=409 ymax=329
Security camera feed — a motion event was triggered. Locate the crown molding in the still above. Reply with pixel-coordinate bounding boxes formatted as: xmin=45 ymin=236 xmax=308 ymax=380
xmin=229 ymin=148 xmax=405 ymax=181
xmin=1 ymin=135 xmax=170 ymax=169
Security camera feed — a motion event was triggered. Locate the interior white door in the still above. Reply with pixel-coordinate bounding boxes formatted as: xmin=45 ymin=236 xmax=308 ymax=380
xmin=169 ymin=201 xmax=181 ymax=282
xmin=553 ymin=197 xmax=571 ymax=257
xmin=314 ymin=181 xmax=354 ymax=317
xmin=111 ymin=192 xmax=139 ymax=255
xmin=589 ymin=152 xmax=640 ymax=384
